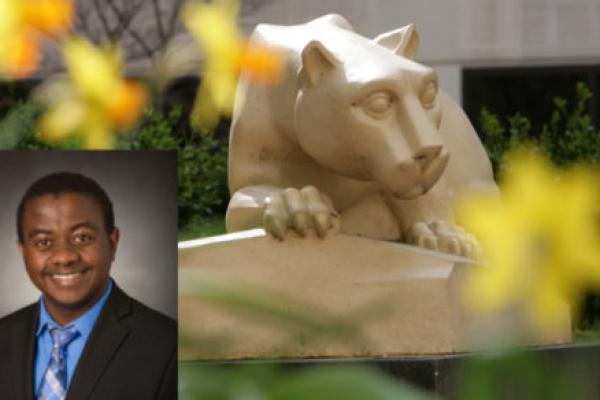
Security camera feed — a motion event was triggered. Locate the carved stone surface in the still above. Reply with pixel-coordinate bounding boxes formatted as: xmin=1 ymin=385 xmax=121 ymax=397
xmin=178 ymin=231 xmax=571 ymax=360
xmin=225 ymin=14 xmax=498 ymax=257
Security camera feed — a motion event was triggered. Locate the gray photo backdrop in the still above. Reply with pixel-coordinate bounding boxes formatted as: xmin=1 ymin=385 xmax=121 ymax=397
xmin=0 ymin=151 xmax=177 ymax=319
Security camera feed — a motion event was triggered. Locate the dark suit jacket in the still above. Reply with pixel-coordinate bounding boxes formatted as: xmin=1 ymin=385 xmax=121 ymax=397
xmin=0 ymin=283 xmax=177 ymax=400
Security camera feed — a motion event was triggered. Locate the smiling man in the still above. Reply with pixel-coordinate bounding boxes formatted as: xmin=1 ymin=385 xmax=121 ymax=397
xmin=0 ymin=172 xmax=176 ymax=400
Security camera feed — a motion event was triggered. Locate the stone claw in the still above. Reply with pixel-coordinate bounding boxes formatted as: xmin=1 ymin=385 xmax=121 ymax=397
xmin=406 ymin=220 xmax=480 ymax=258
xmin=263 ymin=186 xmax=339 ymax=240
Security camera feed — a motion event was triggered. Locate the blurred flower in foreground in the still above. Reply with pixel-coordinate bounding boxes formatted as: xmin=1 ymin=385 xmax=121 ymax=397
xmin=38 ymin=38 xmax=147 ymax=149
xmin=0 ymin=0 xmax=73 ymax=78
xmin=184 ymin=0 xmax=283 ymax=130
xmin=456 ymin=150 xmax=600 ymax=332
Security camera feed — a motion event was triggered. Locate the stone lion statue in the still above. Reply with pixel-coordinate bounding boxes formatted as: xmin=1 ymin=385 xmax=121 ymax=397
xmin=225 ymin=14 xmax=498 ymax=257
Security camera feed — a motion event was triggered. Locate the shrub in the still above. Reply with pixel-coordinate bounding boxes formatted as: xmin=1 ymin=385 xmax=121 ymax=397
xmin=480 ymin=82 xmax=600 ymax=176
xmin=0 ymin=101 xmax=48 ymax=149
xmin=124 ymin=106 xmax=229 ymax=229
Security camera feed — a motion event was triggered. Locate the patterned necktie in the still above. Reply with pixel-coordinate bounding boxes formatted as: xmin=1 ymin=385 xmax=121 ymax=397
xmin=37 ymin=325 xmax=79 ymax=400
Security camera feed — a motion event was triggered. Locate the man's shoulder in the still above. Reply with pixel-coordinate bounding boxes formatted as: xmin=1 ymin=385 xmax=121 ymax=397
xmin=106 ymin=283 xmax=176 ymax=342
xmin=0 ymin=303 xmax=37 ymax=355
xmin=126 ymin=293 xmax=177 ymax=333
xmin=0 ymin=302 xmax=37 ymax=331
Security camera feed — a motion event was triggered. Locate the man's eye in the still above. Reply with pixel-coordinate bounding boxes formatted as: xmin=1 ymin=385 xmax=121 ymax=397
xmin=34 ymin=239 xmax=51 ymax=249
xmin=73 ymin=234 xmax=93 ymax=244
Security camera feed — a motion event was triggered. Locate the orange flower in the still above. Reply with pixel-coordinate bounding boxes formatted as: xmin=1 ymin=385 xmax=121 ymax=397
xmin=0 ymin=0 xmax=73 ymax=78
xmin=103 ymin=81 xmax=146 ymax=128
xmin=3 ymin=32 xmax=41 ymax=78
xmin=240 ymin=42 xmax=284 ymax=83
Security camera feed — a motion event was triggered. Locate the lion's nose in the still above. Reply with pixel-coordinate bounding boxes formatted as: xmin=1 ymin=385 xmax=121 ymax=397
xmin=413 ymin=144 xmax=442 ymax=172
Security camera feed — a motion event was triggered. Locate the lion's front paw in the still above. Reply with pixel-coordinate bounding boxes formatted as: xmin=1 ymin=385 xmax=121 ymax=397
xmin=405 ymin=220 xmax=480 ymax=258
xmin=263 ymin=186 xmax=340 ymax=240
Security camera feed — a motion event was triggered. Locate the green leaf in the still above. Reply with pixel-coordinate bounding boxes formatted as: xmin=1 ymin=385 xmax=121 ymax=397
xmin=268 ymin=366 xmax=433 ymax=400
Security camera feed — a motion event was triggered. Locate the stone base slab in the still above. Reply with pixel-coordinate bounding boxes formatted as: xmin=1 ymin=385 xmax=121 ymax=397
xmin=178 ymin=229 xmax=571 ymax=360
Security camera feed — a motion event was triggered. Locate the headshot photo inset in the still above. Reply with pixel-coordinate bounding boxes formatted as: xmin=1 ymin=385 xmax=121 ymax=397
xmin=0 ymin=151 xmax=177 ymax=400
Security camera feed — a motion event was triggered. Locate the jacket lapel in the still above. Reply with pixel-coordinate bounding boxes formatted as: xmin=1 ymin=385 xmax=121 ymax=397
xmin=9 ymin=304 xmax=37 ymax=400
xmin=66 ymin=284 xmax=132 ymax=400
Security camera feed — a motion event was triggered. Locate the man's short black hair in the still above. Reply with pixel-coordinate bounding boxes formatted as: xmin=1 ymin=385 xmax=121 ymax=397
xmin=17 ymin=172 xmax=115 ymax=243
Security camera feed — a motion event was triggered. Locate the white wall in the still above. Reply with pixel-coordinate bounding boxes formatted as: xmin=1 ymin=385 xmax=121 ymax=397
xmin=240 ymin=0 xmax=600 ymax=103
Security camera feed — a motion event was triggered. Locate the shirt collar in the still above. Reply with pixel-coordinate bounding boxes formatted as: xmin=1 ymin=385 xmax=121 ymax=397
xmin=36 ymin=279 xmax=114 ymax=338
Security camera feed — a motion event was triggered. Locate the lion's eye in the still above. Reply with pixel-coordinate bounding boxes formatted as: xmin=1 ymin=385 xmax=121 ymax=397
xmin=363 ymin=92 xmax=393 ymax=118
xmin=420 ymin=80 xmax=438 ymax=109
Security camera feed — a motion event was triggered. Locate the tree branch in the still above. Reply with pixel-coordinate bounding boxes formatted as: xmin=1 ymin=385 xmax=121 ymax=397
xmin=165 ymin=0 xmax=185 ymax=39
xmin=151 ymin=0 xmax=167 ymax=43
xmin=104 ymin=0 xmax=155 ymax=59
xmin=91 ymin=0 xmax=117 ymax=40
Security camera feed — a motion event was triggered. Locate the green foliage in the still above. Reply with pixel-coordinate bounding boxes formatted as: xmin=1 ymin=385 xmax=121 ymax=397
xmin=579 ymin=295 xmax=600 ymax=331
xmin=178 ymin=215 xmax=226 ymax=241
xmin=480 ymin=82 xmax=600 ymax=178
xmin=179 ymin=364 xmax=433 ymax=400
xmin=539 ymin=82 xmax=600 ymax=166
xmin=0 ymin=101 xmax=48 ymax=149
xmin=178 ymin=134 xmax=228 ymax=225
xmin=123 ymin=106 xmax=229 ymax=229
xmin=479 ymin=108 xmax=532 ymax=175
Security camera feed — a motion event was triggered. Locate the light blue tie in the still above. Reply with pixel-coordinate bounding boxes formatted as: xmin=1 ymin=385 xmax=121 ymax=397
xmin=37 ymin=325 xmax=79 ymax=400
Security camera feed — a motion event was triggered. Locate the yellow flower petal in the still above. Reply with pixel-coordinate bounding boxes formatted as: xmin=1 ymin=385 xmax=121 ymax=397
xmin=528 ymin=273 xmax=572 ymax=333
xmin=39 ymin=98 xmax=86 ymax=142
xmin=0 ymin=0 xmax=19 ymax=37
xmin=62 ymin=38 xmax=122 ymax=104
xmin=190 ymin=83 xmax=221 ymax=131
xmin=184 ymin=1 xmax=243 ymax=59
xmin=457 ymin=151 xmax=600 ymax=332
xmin=82 ymin=123 xmax=114 ymax=150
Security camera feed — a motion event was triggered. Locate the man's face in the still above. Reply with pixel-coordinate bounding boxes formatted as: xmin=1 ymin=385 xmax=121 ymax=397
xmin=18 ymin=192 xmax=119 ymax=322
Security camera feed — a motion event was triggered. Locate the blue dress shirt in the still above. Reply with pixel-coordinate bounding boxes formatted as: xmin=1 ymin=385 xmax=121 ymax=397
xmin=34 ymin=280 xmax=113 ymax=394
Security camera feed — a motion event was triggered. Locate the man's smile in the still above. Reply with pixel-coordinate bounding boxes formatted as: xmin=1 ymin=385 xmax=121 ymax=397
xmin=45 ymin=269 xmax=90 ymax=288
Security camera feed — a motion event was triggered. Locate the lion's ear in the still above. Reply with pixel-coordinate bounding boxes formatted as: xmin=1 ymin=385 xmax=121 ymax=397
xmin=373 ymin=24 xmax=419 ymax=59
xmin=300 ymin=40 xmax=339 ymax=86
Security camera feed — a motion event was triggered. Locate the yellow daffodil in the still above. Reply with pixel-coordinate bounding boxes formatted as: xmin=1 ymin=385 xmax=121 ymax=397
xmin=0 ymin=0 xmax=73 ymax=78
xmin=39 ymin=38 xmax=147 ymax=149
xmin=456 ymin=151 xmax=600 ymax=332
xmin=183 ymin=0 xmax=283 ymax=130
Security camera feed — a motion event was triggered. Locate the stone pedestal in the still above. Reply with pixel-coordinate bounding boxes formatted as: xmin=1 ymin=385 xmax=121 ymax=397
xmin=178 ymin=230 xmax=571 ymax=361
